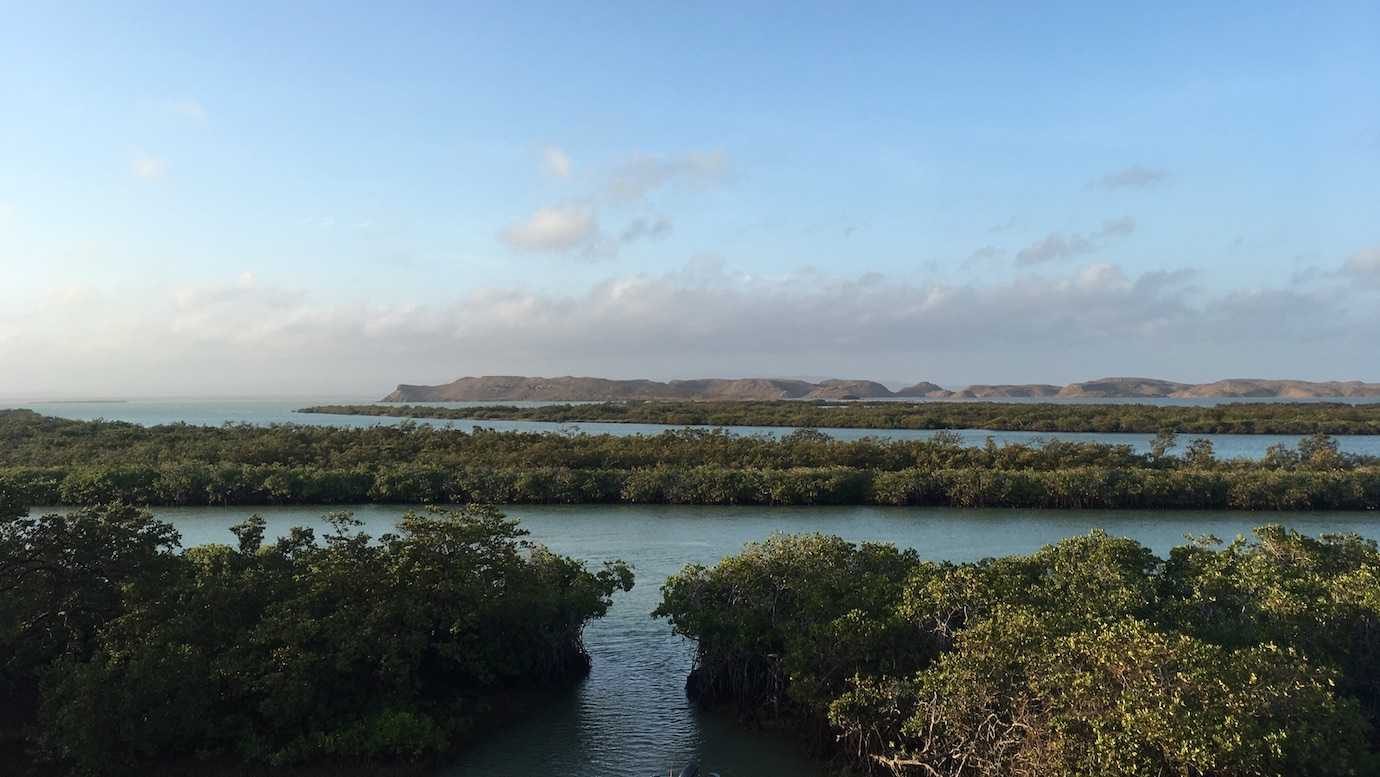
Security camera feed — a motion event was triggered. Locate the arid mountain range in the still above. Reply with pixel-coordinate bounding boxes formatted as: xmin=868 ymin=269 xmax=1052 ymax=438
xmin=382 ymin=376 xmax=1380 ymax=402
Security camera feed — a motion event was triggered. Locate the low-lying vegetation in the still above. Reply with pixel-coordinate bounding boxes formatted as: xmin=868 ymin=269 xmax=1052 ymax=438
xmin=1 ymin=410 xmax=1377 ymax=510
xmin=655 ymin=528 xmax=1380 ymax=776
xmin=301 ymin=399 xmax=1380 ymax=434
xmin=0 ymin=502 xmax=633 ymax=775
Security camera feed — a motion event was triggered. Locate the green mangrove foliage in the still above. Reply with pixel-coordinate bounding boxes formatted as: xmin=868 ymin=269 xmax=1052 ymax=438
xmin=300 ymin=399 xmax=1380 ymax=434
xmin=0 ymin=502 xmax=632 ymax=774
xmin=655 ymin=528 xmax=1380 ymax=776
xmin=2 ymin=410 xmax=1378 ymax=509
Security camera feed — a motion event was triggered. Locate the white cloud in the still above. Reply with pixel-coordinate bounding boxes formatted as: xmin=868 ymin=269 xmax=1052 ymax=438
xmin=620 ymin=216 xmax=672 ymax=243
xmin=542 ymin=146 xmax=571 ymax=178
xmin=1344 ymin=246 xmax=1380 ymax=274
xmin=1074 ymin=262 xmax=1130 ymax=290
xmin=1015 ymin=217 xmax=1135 ymax=265
xmin=496 ymin=149 xmax=726 ymax=259
xmin=132 ymin=151 xmax=169 ymax=180
xmin=172 ymin=271 xmax=259 ymax=310
xmin=1096 ymin=216 xmax=1136 ymax=238
xmin=964 ymin=245 xmax=1005 ymax=267
xmin=987 ymin=217 xmax=1018 ymax=234
xmin=1016 ymin=233 xmax=1095 ymax=265
xmin=498 ymin=207 xmax=671 ymax=259
xmin=500 ymin=205 xmax=598 ymax=253
xmin=1088 ymin=165 xmax=1168 ymax=190
xmin=168 ymin=98 xmax=207 ymax=122
xmin=607 ymin=150 xmax=729 ymax=202
xmin=1344 ymin=245 xmax=1380 ymax=285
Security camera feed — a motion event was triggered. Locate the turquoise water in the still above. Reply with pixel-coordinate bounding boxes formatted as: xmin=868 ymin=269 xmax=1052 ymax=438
xmin=130 ymin=503 xmax=1380 ymax=777
xmin=6 ymin=398 xmax=1380 ymax=460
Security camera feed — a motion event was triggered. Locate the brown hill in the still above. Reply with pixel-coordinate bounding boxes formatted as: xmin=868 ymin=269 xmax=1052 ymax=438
xmin=893 ymin=381 xmax=946 ymax=397
xmin=1170 ymin=379 xmax=1380 ymax=399
xmin=806 ymin=380 xmax=896 ymax=399
xmin=381 ymin=376 xmax=681 ymax=402
xmin=381 ymin=375 xmax=1380 ymax=402
xmin=939 ymin=384 xmax=1063 ymax=399
xmin=664 ymin=378 xmax=819 ymax=399
xmin=381 ymin=376 xmax=901 ymax=402
xmin=1056 ymin=377 xmax=1192 ymax=398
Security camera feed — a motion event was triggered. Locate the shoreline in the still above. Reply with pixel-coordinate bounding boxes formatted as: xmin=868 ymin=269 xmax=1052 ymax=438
xmin=298 ymin=400 xmax=1380 ymax=435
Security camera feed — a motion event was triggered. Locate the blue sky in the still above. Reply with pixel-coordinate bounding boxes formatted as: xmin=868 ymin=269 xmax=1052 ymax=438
xmin=1 ymin=2 xmax=1378 ymax=396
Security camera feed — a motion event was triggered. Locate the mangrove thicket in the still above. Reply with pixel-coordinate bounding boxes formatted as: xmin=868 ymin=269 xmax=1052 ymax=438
xmin=655 ymin=527 xmax=1380 ymax=776
xmin=2 ymin=410 xmax=1378 ymax=510
xmin=0 ymin=502 xmax=633 ymax=775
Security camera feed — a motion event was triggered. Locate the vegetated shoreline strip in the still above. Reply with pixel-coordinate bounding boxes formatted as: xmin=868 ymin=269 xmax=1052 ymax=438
xmin=297 ymin=401 xmax=1380 ymax=435
xmin=3 ymin=409 xmax=1378 ymax=510
xmin=654 ymin=527 xmax=1380 ymax=774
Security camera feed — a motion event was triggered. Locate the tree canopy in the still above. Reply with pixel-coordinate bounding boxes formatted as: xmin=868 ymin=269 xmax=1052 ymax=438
xmin=2 ymin=411 xmax=1378 ymax=510
xmin=656 ymin=528 xmax=1380 ymax=776
xmin=1 ymin=503 xmax=632 ymax=774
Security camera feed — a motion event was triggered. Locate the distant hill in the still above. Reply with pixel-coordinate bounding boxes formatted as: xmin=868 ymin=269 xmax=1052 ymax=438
xmin=1056 ymin=377 xmax=1193 ymax=398
xmin=893 ymin=381 xmax=946 ymax=397
xmin=381 ymin=376 xmax=895 ymax=402
xmin=952 ymin=384 xmax=1062 ymax=399
xmin=382 ymin=375 xmax=1380 ymax=402
xmin=1172 ymin=379 xmax=1380 ymax=399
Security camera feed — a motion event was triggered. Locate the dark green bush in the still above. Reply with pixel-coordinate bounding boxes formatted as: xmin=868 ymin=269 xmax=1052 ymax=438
xmin=658 ymin=528 xmax=1380 ymax=776
xmin=1 ymin=503 xmax=632 ymax=774
xmin=2 ymin=410 xmax=1377 ymax=509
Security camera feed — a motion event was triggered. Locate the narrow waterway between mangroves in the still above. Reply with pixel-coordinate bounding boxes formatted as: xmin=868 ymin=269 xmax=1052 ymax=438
xmin=123 ymin=504 xmax=1380 ymax=777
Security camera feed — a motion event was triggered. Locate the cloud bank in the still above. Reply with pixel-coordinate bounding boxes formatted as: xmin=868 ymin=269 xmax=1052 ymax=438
xmin=3 ymin=259 xmax=1375 ymax=397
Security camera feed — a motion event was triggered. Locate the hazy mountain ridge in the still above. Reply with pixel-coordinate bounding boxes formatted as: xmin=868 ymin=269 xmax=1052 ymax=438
xmin=946 ymin=384 xmax=1063 ymax=399
xmin=382 ymin=375 xmax=1380 ymax=402
xmin=1055 ymin=377 xmax=1193 ymax=398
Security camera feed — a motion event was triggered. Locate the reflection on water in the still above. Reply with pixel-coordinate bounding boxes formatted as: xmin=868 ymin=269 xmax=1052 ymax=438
xmin=130 ymin=503 xmax=1380 ymax=777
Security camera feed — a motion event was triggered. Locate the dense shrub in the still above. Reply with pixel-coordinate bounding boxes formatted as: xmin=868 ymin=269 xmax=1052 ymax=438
xmin=1 ymin=503 xmax=632 ymax=774
xmin=2 ymin=411 xmax=1377 ymax=509
xmin=657 ymin=528 xmax=1380 ymax=776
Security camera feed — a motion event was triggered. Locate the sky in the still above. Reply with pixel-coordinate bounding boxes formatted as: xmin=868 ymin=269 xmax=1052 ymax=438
xmin=1 ymin=1 xmax=1378 ymax=397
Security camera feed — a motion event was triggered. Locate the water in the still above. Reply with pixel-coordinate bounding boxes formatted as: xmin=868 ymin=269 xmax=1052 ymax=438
xmin=122 ymin=503 xmax=1380 ymax=777
xmin=6 ymin=398 xmax=1380 ymax=460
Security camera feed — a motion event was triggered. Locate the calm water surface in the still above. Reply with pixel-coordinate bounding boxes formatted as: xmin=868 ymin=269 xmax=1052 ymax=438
xmin=7 ymin=398 xmax=1380 ymax=459
xmin=134 ymin=503 xmax=1380 ymax=777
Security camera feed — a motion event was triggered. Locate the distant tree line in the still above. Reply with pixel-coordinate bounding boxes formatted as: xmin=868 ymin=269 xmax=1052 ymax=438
xmin=0 ymin=503 xmax=632 ymax=774
xmin=2 ymin=410 xmax=1377 ymax=510
xmin=655 ymin=527 xmax=1380 ymax=776
xmin=301 ymin=400 xmax=1380 ymax=434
